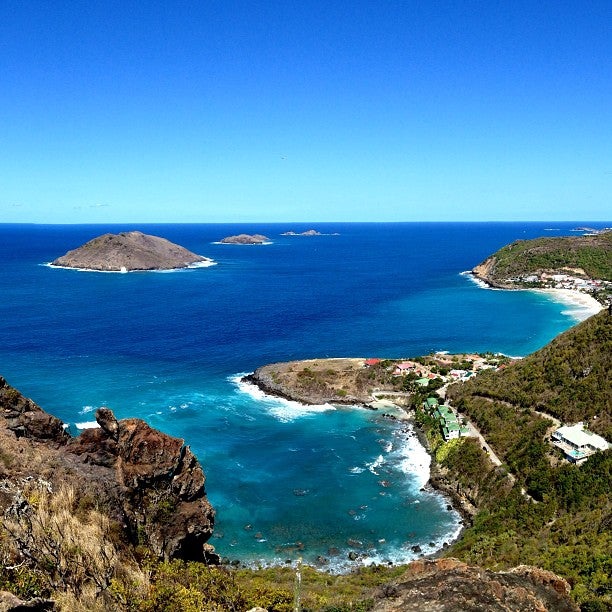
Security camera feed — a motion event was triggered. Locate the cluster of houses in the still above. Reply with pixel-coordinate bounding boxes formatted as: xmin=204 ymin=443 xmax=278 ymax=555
xmin=510 ymin=272 xmax=611 ymax=295
xmin=551 ymin=422 xmax=609 ymax=465
xmin=364 ymin=357 xmax=610 ymax=465
xmin=423 ymin=396 xmax=471 ymax=441
xmin=364 ymin=354 xmax=507 ymax=385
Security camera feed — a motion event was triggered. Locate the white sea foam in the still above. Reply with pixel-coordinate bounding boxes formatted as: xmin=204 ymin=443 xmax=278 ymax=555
xmin=79 ymin=405 xmax=96 ymax=414
xmin=532 ymin=288 xmax=604 ymax=322
xmin=392 ymin=425 xmax=432 ymax=490
xmin=186 ymin=259 xmax=217 ymax=268
xmin=75 ymin=421 xmax=100 ymax=430
xmin=366 ymin=454 xmax=385 ymax=476
xmin=230 ymin=373 xmax=336 ymax=422
xmin=42 ymin=258 xmax=216 ymax=273
xmin=460 ymin=270 xmax=500 ymax=290
xmin=211 ymin=241 xmax=273 ymax=246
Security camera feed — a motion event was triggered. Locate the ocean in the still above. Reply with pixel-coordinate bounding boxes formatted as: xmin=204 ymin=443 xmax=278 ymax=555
xmin=0 ymin=221 xmax=604 ymax=569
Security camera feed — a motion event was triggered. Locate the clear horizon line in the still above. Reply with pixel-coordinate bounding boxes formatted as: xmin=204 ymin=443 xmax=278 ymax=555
xmin=1 ymin=220 xmax=611 ymax=226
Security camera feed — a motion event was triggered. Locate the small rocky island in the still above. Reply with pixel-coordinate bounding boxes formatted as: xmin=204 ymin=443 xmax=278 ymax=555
xmin=220 ymin=233 xmax=270 ymax=244
xmin=281 ymin=229 xmax=322 ymax=236
xmin=51 ymin=231 xmax=213 ymax=271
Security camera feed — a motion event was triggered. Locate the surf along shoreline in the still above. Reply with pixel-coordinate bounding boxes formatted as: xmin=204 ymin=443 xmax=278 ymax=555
xmin=241 ymin=356 xmax=480 ymax=558
xmin=240 ymin=284 xmax=605 ymax=566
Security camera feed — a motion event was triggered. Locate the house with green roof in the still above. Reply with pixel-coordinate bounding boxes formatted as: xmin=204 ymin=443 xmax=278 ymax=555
xmin=424 ymin=397 xmax=439 ymax=411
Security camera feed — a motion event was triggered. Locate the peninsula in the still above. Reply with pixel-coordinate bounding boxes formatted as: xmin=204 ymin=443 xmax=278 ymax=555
xmin=245 ymin=353 xmax=508 ymax=407
xmin=220 ymin=233 xmax=270 ymax=244
xmin=50 ymin=231 xmax=214 ymax=271
xmin=471 ymin=231 xmax=612 ymax=305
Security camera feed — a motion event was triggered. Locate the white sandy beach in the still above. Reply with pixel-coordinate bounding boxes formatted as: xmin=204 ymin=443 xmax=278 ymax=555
xmin=533 ymin=288 xmax=605 ymax=321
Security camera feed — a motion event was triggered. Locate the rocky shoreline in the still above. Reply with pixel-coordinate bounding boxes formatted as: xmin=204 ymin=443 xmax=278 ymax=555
xmin=0 ymin=377 xmax=218 ymax=564
xmin=244 ymin=362 xmax=479 ymax=558
xmin=242 ymin=366 xmax=373 ymax=407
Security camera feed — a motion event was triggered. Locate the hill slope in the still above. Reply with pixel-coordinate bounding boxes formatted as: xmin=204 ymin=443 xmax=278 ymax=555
xmin=51 ymin=231 xmax=213 ymax=271
xmin=440 ymin=310 xmax=611 ymax=609
xmin=472 ymin=231 xmax=612 ymax=287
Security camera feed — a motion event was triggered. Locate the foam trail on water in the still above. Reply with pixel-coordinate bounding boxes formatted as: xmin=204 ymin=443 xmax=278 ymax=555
xmin=460 ymin=270 xmax=502 ymax=290
xmin=41 ymin=258 xmax=216 ymax=273
xmin=230 ymin=373 xmax=336 ymax=422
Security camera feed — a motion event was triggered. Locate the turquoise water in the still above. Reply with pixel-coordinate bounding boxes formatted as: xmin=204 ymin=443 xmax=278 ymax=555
xmin=0 ymin=222 xmax=603 ymax=568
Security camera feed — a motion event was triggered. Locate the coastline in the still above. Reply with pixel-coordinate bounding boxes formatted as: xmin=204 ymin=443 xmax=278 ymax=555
xmin=530 ymin=287 xmax=605 ymax=320
xmin=467 ymin=270 xmax=605 ymax=321
xmin=43 ymin=258 xmax=216 ymax=273
xmin=240 ymin=369 xmax=469 ymax=563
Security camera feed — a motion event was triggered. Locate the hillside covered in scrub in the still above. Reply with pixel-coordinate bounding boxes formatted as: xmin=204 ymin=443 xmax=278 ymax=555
xmin=436 ymin=309 xmax=611 ymax=610
xmin=447 ymin=308 xmax=611 ymax=439
xmin=472 ymin=231 xmax=612 ymax=289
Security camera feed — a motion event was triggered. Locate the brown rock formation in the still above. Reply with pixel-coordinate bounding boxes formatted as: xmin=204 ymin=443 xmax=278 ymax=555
xmin=50 ymin=231 xmax=213 ymax=271
xmin=220 ymin=233 xmax=270 ymax=244
xmin=0 ymin=378 xmax=215 ymax=563
xmin=372 ymin=558 xmax=578 ymax=611
xmin=0 ymin=591 xmax=54 ymax=611
xmin=0 ymin=377 xmax=67 ymax=444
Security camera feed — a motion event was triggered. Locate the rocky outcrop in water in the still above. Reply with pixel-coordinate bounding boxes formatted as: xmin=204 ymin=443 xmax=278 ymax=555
xmin=280 ymin=229 xmax=322 ymax=236
xmin=0 ymin=377 xmax=216 ymax=563
xmin=51 ymin=231 xmax=213 ymax=271
xmin=220 ymin=233 xmax=269 ymax=244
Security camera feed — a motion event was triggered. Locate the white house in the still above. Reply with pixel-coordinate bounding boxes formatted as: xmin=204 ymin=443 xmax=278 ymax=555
xmin=551 ymin=422 xmax=609 ymax=464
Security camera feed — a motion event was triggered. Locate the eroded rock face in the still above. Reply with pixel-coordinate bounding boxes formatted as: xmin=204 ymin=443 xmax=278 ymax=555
xmin=0 ymin=591 xmax=55 ymax=611
xmin=0 ymin=378 xmax=216 ymax=563
xmin=0 ymin=377 xmax=67 ymax=443
xmin=66 ymin=408 xmax=216 ymax=561
xmin=372 ymin=558 xmax=578 ymax=612
xmin=51 ymin=231 xmax=212 ymax=271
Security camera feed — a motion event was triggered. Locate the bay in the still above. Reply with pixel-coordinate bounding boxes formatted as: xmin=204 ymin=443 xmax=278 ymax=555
xmin=0 ymin=221 xmax=602 ymax=568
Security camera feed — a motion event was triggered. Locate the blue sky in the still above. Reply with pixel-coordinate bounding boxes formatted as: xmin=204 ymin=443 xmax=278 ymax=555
xmin=1 ymin=1 xmax=611 ymax=223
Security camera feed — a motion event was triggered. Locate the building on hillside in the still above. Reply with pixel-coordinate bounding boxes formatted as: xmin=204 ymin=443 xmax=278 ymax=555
xmin=394 ymin=361 xmax=415 ymax=375
xmin=551 ymin=422 xmax=609 ymax=465
xmin=424 ymin=397 xmax=439 ymax=411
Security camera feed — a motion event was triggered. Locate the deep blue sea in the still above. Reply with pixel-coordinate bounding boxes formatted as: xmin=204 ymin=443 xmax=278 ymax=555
xmin=0 ymin=221 xmax=606 ymax=569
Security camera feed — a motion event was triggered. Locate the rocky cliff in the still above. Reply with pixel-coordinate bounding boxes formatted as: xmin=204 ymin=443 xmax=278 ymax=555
xmin=51 ymin=231 xmax=213 ymax=271
xmin=371 ymin=558 xmax=578 ymax=611
xmin=245 ymin=358 xmax=375 ymax=406
xmin=0 ymin=377 xmax=215 ymax=563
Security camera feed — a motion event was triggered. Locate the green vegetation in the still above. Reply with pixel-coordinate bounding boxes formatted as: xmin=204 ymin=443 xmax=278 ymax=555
xmin=439 ymin=310 xmax=612 ymax=609
xmin=2 ymin=315 xmax=610 ymax=609
xmin=481 ymin=231 xmax=612 ymax=282
xmin=448 ymin=309 xmax=612 ymax=439
xmin=0 ymin=484 xmax=405 ymax=611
